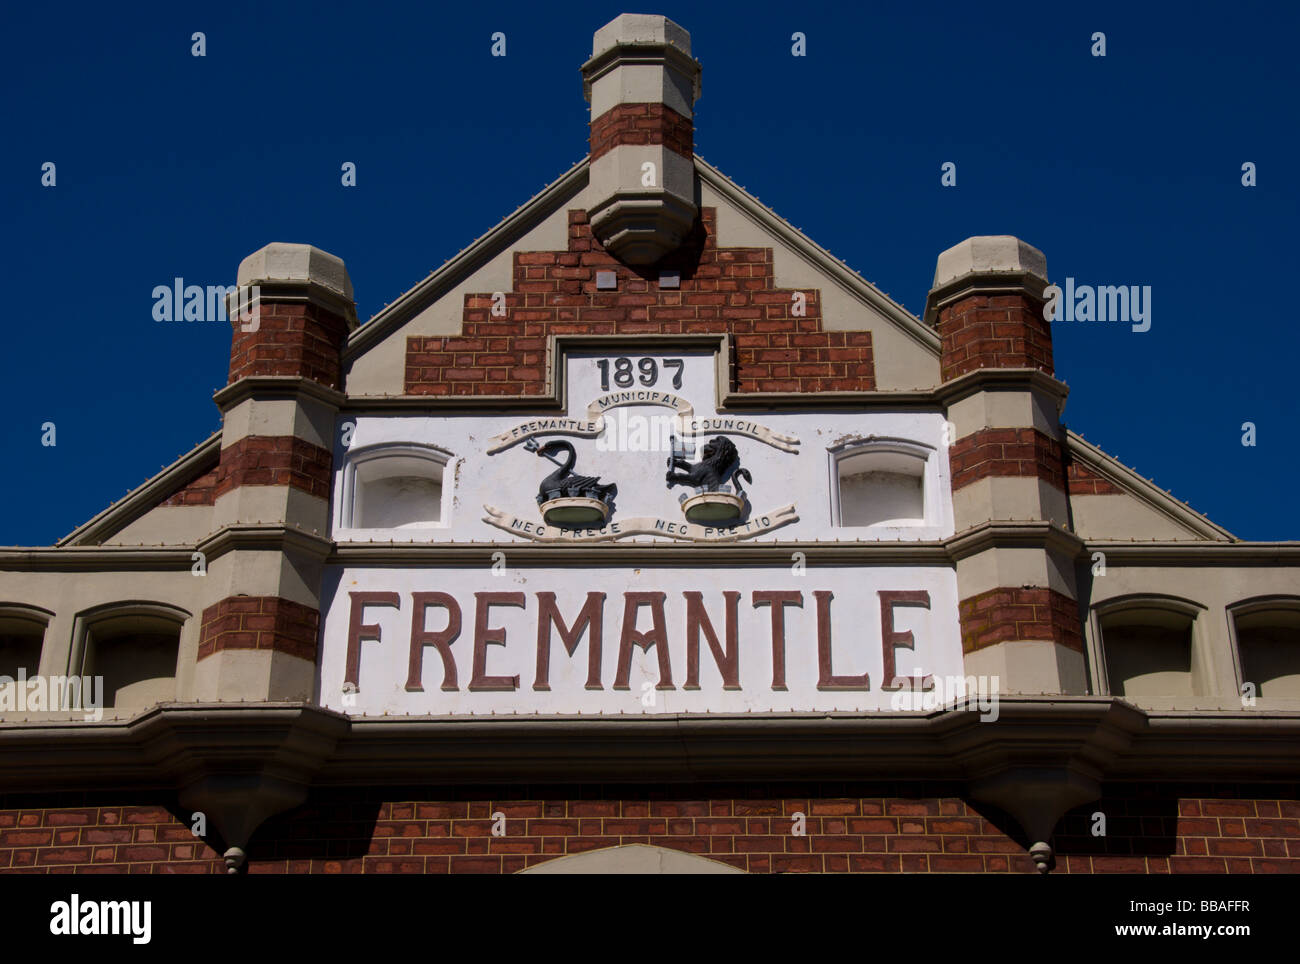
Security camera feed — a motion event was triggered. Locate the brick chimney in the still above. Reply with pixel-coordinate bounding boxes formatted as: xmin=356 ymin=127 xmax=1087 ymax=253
xmin=581 ymin=13 xmax=701 ymax=265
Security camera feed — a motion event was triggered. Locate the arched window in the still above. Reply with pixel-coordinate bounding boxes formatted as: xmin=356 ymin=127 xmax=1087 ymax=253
xmin=339 ymin=444 xmax=454 ymax=531
xmin=520 ymin=844 xmax=745 ymax=874
xmin=1229 ymin=596 xmax=1300 ymax=701
xmin=829 ymin=438 xmax=933 ymax=528
xmin=0 ymin=605 xmax=52 ymax=697
xmin=69 ymin=603 xmax=188 ymax=712
xmin=1093 ymin=595 xmax=1208 ymax=701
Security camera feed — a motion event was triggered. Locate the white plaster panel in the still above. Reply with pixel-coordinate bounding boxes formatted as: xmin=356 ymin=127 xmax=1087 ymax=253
xmin=333 ymin=350 xmax=954 ymax=543
xmin=318 ymin=562 xmax=962 ymax=716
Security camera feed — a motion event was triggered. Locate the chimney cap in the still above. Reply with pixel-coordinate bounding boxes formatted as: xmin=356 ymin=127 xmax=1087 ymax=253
xmin=592 ymin=13 xmax=692 ymax=57
xmin=923 ymin=236 xmax=1049 ymax=327
xmin=931 ymin=235 xmax=1047 ymax=291
xmin=236 ymin=242 xmax=354 ymax=301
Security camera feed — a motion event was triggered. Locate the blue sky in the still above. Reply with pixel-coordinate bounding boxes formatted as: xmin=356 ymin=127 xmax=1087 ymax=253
xmin=3 ymin=0 xmax=1296 ymax=544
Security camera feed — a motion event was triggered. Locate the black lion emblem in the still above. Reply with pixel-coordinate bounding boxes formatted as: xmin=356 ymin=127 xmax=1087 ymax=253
xmin=665 ymin=436 xmax=752 ymax=497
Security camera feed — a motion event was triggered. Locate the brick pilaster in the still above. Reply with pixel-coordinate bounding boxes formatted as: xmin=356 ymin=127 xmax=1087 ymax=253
xmin=949 ymin=428 xmax=1066 ymax=492
xmin=198 ymin=596 xmax=320 ymax=662
xmin=958 ymin=587 xmax=1083 ymax=655
xmin=228 ymin=302 xmax=352 ymax=390
xmin=194 ymin=243 xmax=355 ymax=703
xmin=936 ymin=293 xmax=1054 ymax=382
xmin=589 ymin=102 xmax=693 ymax=162
xmin=925 ymin=237 xmax=1084 ymax=694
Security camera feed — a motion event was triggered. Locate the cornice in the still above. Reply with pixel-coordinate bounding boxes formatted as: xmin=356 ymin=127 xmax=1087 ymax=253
xmin=0 ymin=546 xmax=197 ymax=572
xmin=580 ymin=41 xmax=702 ymax=104
xmin=922 ymin=270 xmax=1050 ymax=327
xmin=13 ymin=529 xmax=1296 ymax=571
xmin=330 ymin=539 xmax=953 ymax=566
xmin=946 ymin=520 xmax=1086 ymax=563
xmin=242 ymin=280 xmax=358 ymax=328
xmin=213 ymin=376 xmax=347 ymax=412
xmin=2 ymin=699 xmax=1298 ymax=794
xmin=196 ymin=524 xmax=335 ymax=563
xmin=933 ymin=367 xmax=1070 ymax=414
xmin=1081 ymin=541 xmax=1300 ymax=566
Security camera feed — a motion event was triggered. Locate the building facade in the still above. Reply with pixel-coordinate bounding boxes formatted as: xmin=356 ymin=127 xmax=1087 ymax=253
xmin=1 ymin=14 xmax=1298 ymax=875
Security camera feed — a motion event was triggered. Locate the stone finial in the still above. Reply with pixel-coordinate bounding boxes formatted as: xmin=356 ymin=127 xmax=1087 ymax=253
xmin=582 ymin=14 xmax=701 ymax=265
xmin=924 ymin=236 xmax=1049 ymax=326
xmin=932 ymin=236 xmax=1047 ymax=290
xmin=230 ymin=242 xmax=357 ymax=327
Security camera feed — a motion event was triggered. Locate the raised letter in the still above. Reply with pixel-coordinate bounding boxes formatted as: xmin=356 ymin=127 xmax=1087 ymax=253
xmin=684 ymin=591 xmax=741 ymax=689
xmin=614 ymin=592 xmax=672 ymax=690
xmin=534 ymin=592 xmax=604 ymax=690
xmin=345 ymin=592 xmax=399 ymax=691
xmin=470 ymin=593 xmax=523 ymax=691
xmin=407 ymin=592 xmax=462 ymax=691
xmin=815 ymin=590 xmax=869 ymax=690
xmin=752 ymin=591 xmax=802 ymax=690
xmin=878 ymin=590 xmax=931 ymax=690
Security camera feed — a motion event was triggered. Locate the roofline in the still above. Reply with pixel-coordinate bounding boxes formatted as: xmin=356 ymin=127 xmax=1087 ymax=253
xmin=55 ymin=432 xmax=223 ymax=548
xmin=343 ymin=154 xmax=941 ymax=363
xmin=692 ymin=155 xmax=939 ymax=355
xmin=344 ymin=159 xmax=590 ymax=359
xmin=1065 ymin=429 xmax=1236 ymax=542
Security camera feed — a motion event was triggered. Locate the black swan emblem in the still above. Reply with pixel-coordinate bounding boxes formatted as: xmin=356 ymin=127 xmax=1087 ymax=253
xmin=526 ymin=439 xmax=618 ymax=507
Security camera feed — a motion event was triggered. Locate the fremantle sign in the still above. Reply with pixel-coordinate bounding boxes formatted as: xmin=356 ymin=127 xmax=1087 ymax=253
xmin=318 ymin=565 xmax=963 ymax=716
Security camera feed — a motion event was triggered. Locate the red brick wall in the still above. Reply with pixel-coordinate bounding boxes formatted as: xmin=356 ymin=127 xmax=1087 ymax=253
xmin=212 ymin=436 xmax=332 ymax=501
xmin=197 ymin=596 xmax=320 ymax=662
xmin=0 ymin=801 xmax=222 ymax=873
xmin=229 ymin=302 xmax=350 ymax=390
xmin=949 ymin=428 xmax=1065 ymax=491
xmin=589 ymin=103 xmax=693 ymax=161
xmin=4 ymin=784 xmax=1295 ymax=874
xmin=959 ymin=587 xmax=1084 ymax=653
xmin=160 ymin=464 xmax=220 ymax=507
xmin=1053 ymin=786 xmax=1300 ymax=874
xmin=937 ymin=293 xmax=1053 ymax=382
xmin=404 ymin=209 xmax=875 ymax=396
xmin=1066 ymin=458 xmax=1122 ymax=495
